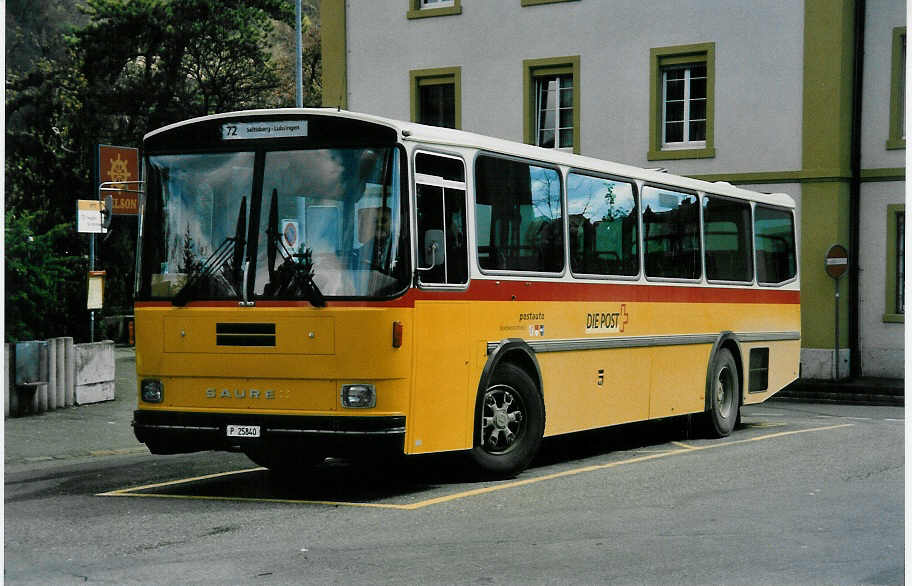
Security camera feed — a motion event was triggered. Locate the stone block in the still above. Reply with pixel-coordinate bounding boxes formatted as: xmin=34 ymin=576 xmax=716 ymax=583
xmin=75 ymin=340 xmax=116 ymax=404
xmin=75 ymin=381 xmax=116 ymax=404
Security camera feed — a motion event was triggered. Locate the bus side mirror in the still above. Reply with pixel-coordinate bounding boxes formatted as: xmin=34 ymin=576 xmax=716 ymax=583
xmin=418 ymin=229 xmax=444 ymax=271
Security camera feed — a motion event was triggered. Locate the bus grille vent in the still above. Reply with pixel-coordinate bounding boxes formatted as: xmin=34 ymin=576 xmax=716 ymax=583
xmin=216 ymin=323 xmax=276 ymax=347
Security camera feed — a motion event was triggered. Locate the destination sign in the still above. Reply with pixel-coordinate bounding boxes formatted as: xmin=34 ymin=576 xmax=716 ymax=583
xmin=221 ymin=120 xmax=308 ymax=140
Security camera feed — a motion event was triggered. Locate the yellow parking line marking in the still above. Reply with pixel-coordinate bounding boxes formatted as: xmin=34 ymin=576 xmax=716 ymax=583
xmin=741 ymin=422 xmax=786 ymax=429
xmin=90 ymin=447 xmax=150 ymax=457
xmin=671 ymin=441 xmax=697 ymax=450
xmin=97 ymin=423 xmax=854 ymax=509
xmin=97 ymin=467 xmax=266 ymax=496
xmin=97 ymin=466 xmax=415 ymax=509
xmin=100 ymin=491 xmax=413 ymax=509
xmin=397 ymin=423 xmax=854 ymax=511
xmin=722 ymin=423 xmax=852 ymax=446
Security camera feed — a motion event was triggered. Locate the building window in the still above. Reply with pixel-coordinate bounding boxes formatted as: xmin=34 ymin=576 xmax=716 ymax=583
xmin=407 ymin=0 xmax=461 ymax=19
xmin=536 ymin=74 xmax=573 ymax=150
xmin=897 ymin=212 xmax=905 ymax=313
xmin=523 ymin=56 xmax=580 ymax=154
xmin=887 ymin=27 xmax=906 ymax=150
xmin=648 ymin=43 xmax=715 ymax=161
xmin=885 ymin=204 xmax=905 ymax=322
xmin=410 ymin=67 xmax=461 ymax=129
xmin=662 ymin=65 xmax=706 ymax=146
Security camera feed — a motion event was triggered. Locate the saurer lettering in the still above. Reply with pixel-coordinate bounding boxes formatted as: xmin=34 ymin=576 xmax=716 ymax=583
xmin=206 ymin=388 xmax=275 ymax=399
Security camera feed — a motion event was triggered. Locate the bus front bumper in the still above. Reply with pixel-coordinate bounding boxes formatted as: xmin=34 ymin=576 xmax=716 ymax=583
xmin=132 ymin=410 xmax=406 ymax=456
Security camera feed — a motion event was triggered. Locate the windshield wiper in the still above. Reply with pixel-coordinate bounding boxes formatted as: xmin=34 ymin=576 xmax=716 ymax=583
xmin=263 ymin=188 xmax=326 ymax=307
xmin=172 ymin=197 xmax=247 ymax=306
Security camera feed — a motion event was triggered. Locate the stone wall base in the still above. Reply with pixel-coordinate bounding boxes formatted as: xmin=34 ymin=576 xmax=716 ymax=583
xmin=801 ymin=348 xmax=851 ymax=380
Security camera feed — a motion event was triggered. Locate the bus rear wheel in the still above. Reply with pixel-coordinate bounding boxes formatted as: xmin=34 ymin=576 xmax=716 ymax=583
xmin=469 ymin=362 xmax=545 ymax=477
xmin=703 ymin=348 xmax=739 ymax=438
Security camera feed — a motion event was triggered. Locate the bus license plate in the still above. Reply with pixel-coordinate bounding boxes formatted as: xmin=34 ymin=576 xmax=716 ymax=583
xmin=227 ymin=425 xmax=260 ymax=438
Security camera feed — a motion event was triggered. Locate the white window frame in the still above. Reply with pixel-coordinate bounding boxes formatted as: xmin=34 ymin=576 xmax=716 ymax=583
xmin=534 ymin=74 xmax=574 ymax=152
xmin=661 ymin=65 xmax=707 ymax=149
xmin=421 ymin=0 xmax=454 ymax=7
xmin=888 ymin=28 xmax=906 ymax=148
xmin=900 ymin=35 xmax=906 ymax=140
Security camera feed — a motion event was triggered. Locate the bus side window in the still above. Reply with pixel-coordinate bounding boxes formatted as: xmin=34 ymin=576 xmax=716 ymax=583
xmin=642 ymin=187 xmax=701 ymax=280
xmin=417 ymin=183 xmax=445 ymax=283
xmin=703 ymin=195 xmax=753 ymax=283
xmin=444 ymin=190 xmax=468 ymax=283
xmin=754 ymin=205 xmax=797 ymax=284
xmin=415 ymin=152 xmax=468 ymax=286
xmin=567 ymin=173 xmax=638 ymax=277
xmin=475 ymin=155 xmax=564 ymax=273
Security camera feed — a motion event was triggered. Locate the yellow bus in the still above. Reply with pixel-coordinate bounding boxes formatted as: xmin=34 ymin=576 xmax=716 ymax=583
xmin=133 ymin=109 xmax=800 ymax=476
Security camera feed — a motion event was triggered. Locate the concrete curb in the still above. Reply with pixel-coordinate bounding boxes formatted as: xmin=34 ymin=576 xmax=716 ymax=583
xmin=774 ymin=377 xmax=904 ymax=406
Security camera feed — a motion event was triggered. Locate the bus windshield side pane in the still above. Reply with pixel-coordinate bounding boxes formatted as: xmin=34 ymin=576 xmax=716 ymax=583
xmin=475 ymin=155 xmax=564 ymax=273
xmin=754 ymin=206 xmax=797 ymax=284
xmin=642 ymin=186 xmax=701 ymax=279
xmin=254 ymin=147 xmax=407 ymax=298
xmin=567 ymin=173 xmax=638 ymax=277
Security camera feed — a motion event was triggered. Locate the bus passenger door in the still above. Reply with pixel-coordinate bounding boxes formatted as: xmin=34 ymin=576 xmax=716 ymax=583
xmin=409 ymin=152 xmax=471 ymax=454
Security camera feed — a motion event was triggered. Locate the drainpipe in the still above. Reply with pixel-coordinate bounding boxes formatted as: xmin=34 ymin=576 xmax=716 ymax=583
xmin=848 ymin=0 xmax=865 ymax=378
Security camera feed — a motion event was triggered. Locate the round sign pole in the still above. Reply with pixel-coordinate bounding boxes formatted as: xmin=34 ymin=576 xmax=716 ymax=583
xmin=825 ymin=244 xmax=849 ymax=379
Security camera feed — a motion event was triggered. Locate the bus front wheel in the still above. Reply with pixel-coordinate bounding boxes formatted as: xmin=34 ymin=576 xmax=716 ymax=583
xmin=703 ymin=348 xmax=739 ymax=438
xmin=470 ymin=362 xmax=545 ymax=477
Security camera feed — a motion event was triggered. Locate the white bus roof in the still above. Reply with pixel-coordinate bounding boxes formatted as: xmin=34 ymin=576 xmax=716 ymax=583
xmin=145 ymin=108 xmax=796 ymax=209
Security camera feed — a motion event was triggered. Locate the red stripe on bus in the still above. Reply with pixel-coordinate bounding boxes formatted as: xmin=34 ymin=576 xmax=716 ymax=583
xmin=329 ymin=281 xmax=800 ymax=307
xmin=135 ymin=281 xmax=799 ymax=309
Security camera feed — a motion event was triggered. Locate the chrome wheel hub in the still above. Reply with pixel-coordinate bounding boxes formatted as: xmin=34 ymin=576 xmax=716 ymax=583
xmin=480 ymin=384 xmax=525 ymax=454
xmin=716 ymin=366 xmax=733 ymax=420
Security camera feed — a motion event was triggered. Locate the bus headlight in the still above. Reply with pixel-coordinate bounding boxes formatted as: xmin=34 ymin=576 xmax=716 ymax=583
xmin=141 ymin=379 xmax=164 ymax=403
xmin=341 ymin=384 xmax=376 ymax=408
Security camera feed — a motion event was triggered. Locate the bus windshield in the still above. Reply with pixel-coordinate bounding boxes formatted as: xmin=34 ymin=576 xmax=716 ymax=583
xmin=139 ymin=146 xmax=407 ymax=302
xmin=255 ymin=147 xmax=405 ymax=298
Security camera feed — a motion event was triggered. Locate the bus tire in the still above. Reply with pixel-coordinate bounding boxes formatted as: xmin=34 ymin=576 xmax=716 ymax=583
xmin=470 ymin=362 xmax=545 ymax=477
xmin=703 ymin=348 xmax=739 ymax=438
xmin=244 ymin=447 xmax=324 ymax=475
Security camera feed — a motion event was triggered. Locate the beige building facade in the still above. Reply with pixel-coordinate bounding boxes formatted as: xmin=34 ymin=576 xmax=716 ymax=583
xmin=322 ymin=0 xmax=905 ymax=380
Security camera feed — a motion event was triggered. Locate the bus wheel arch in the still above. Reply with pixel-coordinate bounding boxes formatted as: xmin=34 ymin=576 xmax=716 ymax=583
xmin=478 ymin=339 xmax=544 ymax=400
xmin=471 ymin=340 xmax=546 ymax=477
xmin=702 ymin=333 xmax=742 ymax=437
